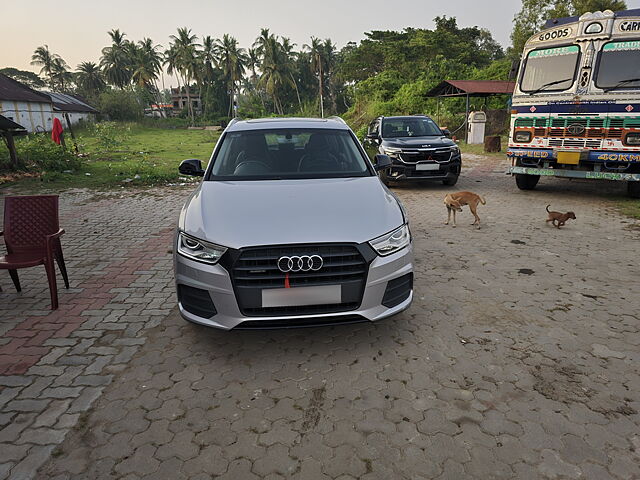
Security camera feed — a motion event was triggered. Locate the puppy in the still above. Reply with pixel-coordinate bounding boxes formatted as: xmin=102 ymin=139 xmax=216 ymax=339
xmin=444 ymin=191 xmax=486 ymax=228
xmin=546 ymin=205 xmax=576 ymax=228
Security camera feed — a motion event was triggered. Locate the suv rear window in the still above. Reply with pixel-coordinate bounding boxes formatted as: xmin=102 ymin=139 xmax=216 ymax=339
xmin=209 ymin=129 xmax=372 ymax=180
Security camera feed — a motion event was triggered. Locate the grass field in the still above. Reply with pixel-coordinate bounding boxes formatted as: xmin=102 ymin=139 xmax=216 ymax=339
xmin=2 ymin=124 xmax=220 ymax=190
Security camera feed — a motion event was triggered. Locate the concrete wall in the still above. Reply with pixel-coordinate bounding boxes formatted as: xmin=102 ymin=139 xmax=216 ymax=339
xmin=0 ymin=100 xmax=53 ymax=133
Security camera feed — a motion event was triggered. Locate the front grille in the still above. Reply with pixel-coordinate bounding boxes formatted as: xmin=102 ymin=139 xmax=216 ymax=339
xmin=547 ymin=138 xmax=602 ymax=149
xmin=399 ymin=149 xmax=452 ymax=163
xmin=231 ymin=244 xmax=371 ymax=317
xmin=233 ymin=314 xmax=368 ymax=330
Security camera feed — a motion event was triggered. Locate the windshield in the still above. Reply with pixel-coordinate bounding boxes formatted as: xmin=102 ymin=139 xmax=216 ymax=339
xmin=520 ymin=45 xmax=580 ymax=93
xmin=209 ymin=128 xmax=372 ymax=180
xmin=382 ymin=118 xmax=442 ymax=138
xmin=596 ymin=41 xmax=640 ymax=90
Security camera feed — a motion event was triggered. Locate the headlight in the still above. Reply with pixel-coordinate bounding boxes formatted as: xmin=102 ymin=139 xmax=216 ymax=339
xmin=514 ymin=131 xmax=532 ymax=143
xmin=624 ymin=133 xmax=640 ymax=146
xmin=382 ymin=147 xmax=402 ymax=155
xmin=369 ymin=224 xmax=411 ymax=256
xmin=177 ymin=232 xmax=227 ymax=264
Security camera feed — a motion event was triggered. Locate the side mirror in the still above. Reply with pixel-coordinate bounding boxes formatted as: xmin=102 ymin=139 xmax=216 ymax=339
xmin=366 ymin=133 xmax=380 ymax=141
xmin=179 ymin=159 xmax=205 ymax=177
xmin=441 ymin=128 xmax=451 ymax=138
xmin=374 ymin=154 xmax=393 ymax=171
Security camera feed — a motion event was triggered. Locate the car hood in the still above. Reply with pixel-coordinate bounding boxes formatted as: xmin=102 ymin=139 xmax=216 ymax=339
xmin=179 ymin=177 xmax=405 ymax=249
xmin=382 ymin=136 xmax=454 ymax=149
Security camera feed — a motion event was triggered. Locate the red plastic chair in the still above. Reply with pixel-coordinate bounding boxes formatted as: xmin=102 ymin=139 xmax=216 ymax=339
xmin=0 ymin=195 xmax=69 ymax=309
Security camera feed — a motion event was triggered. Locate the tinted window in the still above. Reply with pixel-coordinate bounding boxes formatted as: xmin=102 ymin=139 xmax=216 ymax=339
xmin=520 ymin=45 xmax=580 ymax=92
xmin=381 ymin=118 xmax=442 ymax=138
xmin=209 ymin=129 xmax=372 ymax=180
xmin=596 ymin=41 xmax=640 ymax=90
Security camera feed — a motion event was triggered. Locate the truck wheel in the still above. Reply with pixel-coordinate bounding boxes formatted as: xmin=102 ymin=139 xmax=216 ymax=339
xmin=515 ymin=174 xmax=540 ymax=190
xmin=442 ymin=175 xmax=459 ymax=186
xmin=628 ymin=182 xmax=640 ymax=199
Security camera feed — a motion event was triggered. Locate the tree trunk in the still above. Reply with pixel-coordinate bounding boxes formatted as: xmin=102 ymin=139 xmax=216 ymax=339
xmin=184 ymin=80 xmax=195 ymax=126
xmin=5 ymin=133 xmax=19 ymax=170
xmin=318 ymin=60 xmax=324 ymax=118
xmin=290 ymin=73 xmax=302 ymax=111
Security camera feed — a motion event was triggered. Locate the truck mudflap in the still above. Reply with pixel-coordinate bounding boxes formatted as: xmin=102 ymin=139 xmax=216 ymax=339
xmin=509 ymin=165 xmax=640 ymax=181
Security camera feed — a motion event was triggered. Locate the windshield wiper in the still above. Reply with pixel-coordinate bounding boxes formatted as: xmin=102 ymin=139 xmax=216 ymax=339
xmin=528 ymin=78 xmax=572 ymax=95
xmin=603 ymin=78 xmax=640 ymax=92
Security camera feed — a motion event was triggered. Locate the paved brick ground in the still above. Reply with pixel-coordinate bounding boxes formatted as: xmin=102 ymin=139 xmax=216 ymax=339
xmin=1 ymin=155 xmax=640 ymax=479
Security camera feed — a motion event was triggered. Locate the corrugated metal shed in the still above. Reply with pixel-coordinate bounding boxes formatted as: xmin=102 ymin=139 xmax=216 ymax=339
xmin=0 ymin=73 xmax=52 ymax=103
xmin=425 ymin=80 xmax=516 ymax=98
xmin=45 ymin=92 xmax=99 ymax=114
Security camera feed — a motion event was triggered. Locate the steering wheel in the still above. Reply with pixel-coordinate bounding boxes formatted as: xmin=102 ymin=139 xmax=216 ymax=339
xmin=234 ymin=157 xmax=271 ymax=175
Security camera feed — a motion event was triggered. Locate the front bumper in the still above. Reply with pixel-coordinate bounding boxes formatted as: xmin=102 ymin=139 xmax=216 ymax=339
xmin=385 ymin=157 xmax=461 ymax=182
xmin=174 ymin=243 xmax=414 ymax=330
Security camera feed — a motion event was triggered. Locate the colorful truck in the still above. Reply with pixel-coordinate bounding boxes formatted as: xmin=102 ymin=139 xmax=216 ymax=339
xmin=508 ymin=8 xmax=640 ymax=197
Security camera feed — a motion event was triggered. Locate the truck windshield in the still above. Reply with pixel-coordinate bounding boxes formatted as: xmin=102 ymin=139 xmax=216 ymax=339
xmin=596 ymin=41 xmax=640 ymax=90
xmin=209 ymin=129 xmax=372 ymax=180
xmin=520 ymin=45 xmax=580 ymax=93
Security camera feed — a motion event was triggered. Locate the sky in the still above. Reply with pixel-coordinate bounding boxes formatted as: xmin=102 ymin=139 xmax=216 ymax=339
xmin=2 ymin=0 xmax=640 ymax=87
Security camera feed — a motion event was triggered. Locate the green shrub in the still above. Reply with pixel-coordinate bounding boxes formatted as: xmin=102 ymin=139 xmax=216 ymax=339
xmin=89 ymin=122 xmax=131 ymax=150
xmin=0 ymin=134 xmax=82 ymax=172
xmin=98 ymin=90 xmax=144 ymax=121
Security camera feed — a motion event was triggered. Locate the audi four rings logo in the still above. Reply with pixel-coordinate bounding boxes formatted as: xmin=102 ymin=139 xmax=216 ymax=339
xmin=277 ymin=255 xmax=323 ymax=272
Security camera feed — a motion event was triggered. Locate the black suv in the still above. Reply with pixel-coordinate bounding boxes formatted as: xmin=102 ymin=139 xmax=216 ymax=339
xmin=363 ymin=115 xmax=461 ymax=185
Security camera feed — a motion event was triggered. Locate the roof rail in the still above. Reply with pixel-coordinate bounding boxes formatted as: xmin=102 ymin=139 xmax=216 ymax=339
xmin=227 ymin=117 xmax=242 ymax=128
xmin=327 ymin=116 xmax=346 ymax=125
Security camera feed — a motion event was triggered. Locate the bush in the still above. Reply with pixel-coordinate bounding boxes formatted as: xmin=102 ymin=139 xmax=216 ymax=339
xmin=98 ymin=90 xmax=144 ymax=121
xmin=89 ymin=122 xmax=130 ymax=150
xmin=0 ymin=134 xmax=82 ymax=172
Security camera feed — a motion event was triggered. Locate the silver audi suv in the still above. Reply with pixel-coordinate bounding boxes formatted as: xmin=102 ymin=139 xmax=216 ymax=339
xmin=174 ymin=117 xmax=413 ymax=330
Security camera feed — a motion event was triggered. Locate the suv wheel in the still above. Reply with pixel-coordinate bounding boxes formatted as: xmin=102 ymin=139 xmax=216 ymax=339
xmin=515 ymin=174 xmax=540 ymax=190
xmin=442 ymin=175 xmax=459 ymax=186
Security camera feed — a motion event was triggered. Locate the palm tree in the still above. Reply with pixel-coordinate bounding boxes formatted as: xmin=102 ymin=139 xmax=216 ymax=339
xmin=50 ymin=57 xmax=71 ymax=91
xmin=131 ymin=38 xmax=162 ymax=90
xmin=215 ymin=34 xmax=248 ymax=117
xmin=76 ymin=62 xmax=106 ymax=98
xmin=200 ymin=36 xmax=218 ymax=115
xmin=31 ymin=45 xmax=62 ymax=88
xmin=305 ymin=37 xmax=326 ymax=117
xmin=100 ymin=29 xmax=132 ymax=89
xmin=168 ymin=27 xmax=200 ymax=124
xmin=257 ymin=34 xmax=296 ymax=115
xmin=280 ymin=37 xmax=302 ymax=110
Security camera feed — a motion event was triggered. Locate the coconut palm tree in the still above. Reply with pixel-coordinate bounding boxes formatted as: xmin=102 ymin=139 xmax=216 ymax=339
xmin=31 ymin=45 xmax=62 ymax=88
xmin=168 ymin=27 xmax=200 ymax=124
xmin=305 ymin=37 xmax=326 ymax=117
xmin=131 ymin=38 xmax=162 ymax=90
xmin=100 ymin=29 xmax=132 ymax=89
xmin=50 ymin=57 xmax=72 ymax=91
xmin=76 ymin=62 xmax=106 ymax=99
xmin=215 ymin=34 xmax=248 ymax=117
xmin=257 ymin=35 xmax=296 ymax=115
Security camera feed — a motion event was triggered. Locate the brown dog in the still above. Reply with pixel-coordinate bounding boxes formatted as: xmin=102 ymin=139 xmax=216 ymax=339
xmin=444 ymin=191 xmax=486 ymax=228
xmin=546 ymin=205 xmax=576 ymax=228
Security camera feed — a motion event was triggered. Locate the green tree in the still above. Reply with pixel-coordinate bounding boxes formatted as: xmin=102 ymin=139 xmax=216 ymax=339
xmin=50 ymin=57 xmax=72 ymax=91
xmin=76 ymin=62 xmax=106 ymax=97
xmin=573 ymin=0 xmax=627 ymax=13
xmin=0 ymin=67 xmax=46 ymax=89
xmin=30 ymin=45 xmax=63 ymax=88
xmin=168 ymin=28 xmax=200 ymax=124
xmin=100 ymin=29 xmax=133 ymax=89
xmin=215 ymin=34 xmax=247 ymax=117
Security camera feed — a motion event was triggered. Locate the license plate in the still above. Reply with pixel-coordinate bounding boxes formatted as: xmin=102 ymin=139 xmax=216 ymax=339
xmin=557 ymin=151 xmax=580 ymax=165
xmin=262 ymin=285 xmax=342 ymax=308
xmin=416 ymin=163 xmax=440 ymax=171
